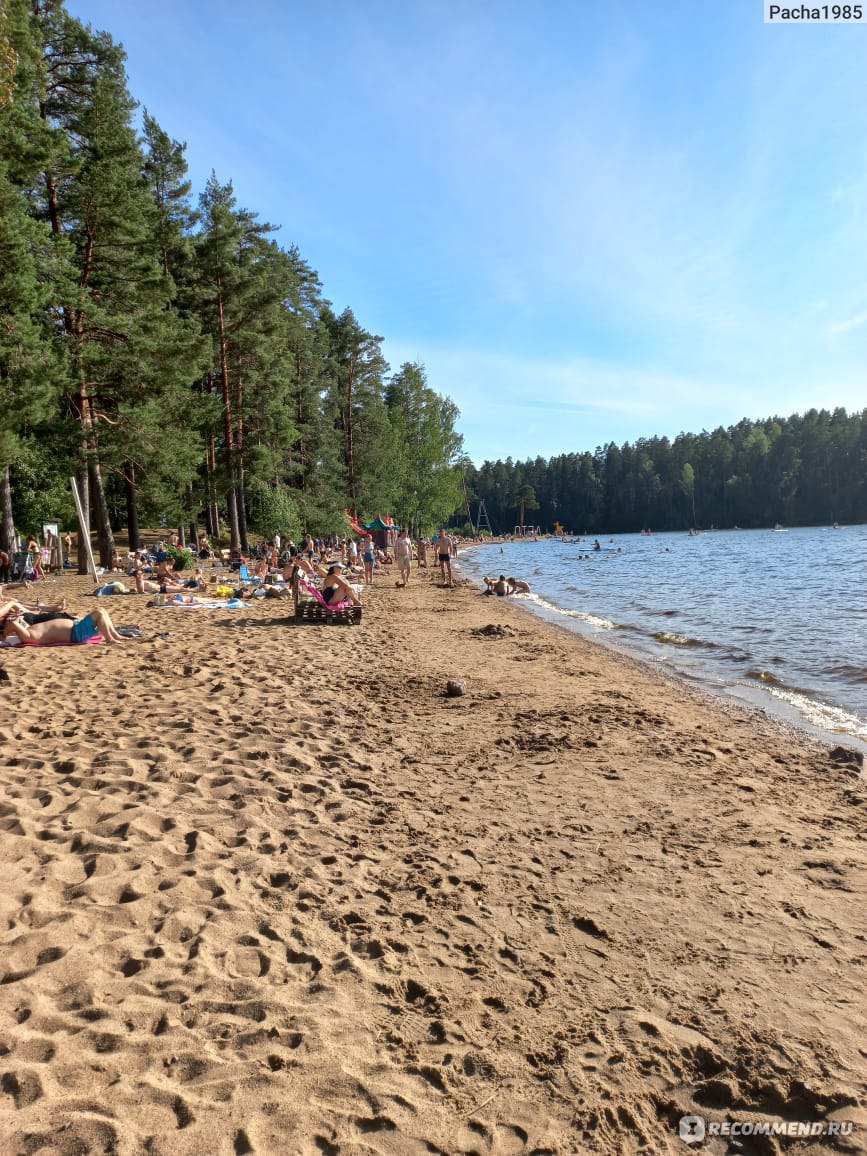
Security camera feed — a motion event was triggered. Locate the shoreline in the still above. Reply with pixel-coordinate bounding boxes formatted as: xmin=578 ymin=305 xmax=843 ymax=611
xmin=1 ymin=569 xmax=865 ymax=1153
xmin=455 ymin=540 xmax=867 ymax=758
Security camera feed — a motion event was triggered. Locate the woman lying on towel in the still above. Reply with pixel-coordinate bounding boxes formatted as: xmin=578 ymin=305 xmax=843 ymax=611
xmin=3 ymin=606 xmax=131 ymax=645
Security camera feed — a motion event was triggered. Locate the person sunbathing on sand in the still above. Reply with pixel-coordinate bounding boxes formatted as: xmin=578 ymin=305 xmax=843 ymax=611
xmin=3 ymin=606 xmax=131 ymax=645
xmin=0 ymin=573 xmax=32 ymax=592
xmin=135 ymin=568 xmax=208 ymax=595
xmin=1 ymin=590 xmax=69 ymax=618
xmin=2 ymin=606 xmax=74 ymax=630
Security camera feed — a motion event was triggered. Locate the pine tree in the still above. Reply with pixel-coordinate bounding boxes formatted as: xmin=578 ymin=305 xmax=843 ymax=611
xmin=194 ymin=174 xmax=293 ymax=551
xmin=278 ymin=247 xmax=346 ymax=532
xmin=0 ymin=0 xmax=66 ymax=552
xmin=31 ymin=2 xmax=207 ymax=563
xmin=322 ymin=306 xmax=396 ymax=519
xmin=136 ymin=109 xmax=209 ymax=547
xmin=385 ymin=361 xmax=463 ymax=534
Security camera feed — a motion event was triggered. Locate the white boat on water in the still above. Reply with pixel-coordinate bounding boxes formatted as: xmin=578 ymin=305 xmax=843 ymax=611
xmin=773 ymin=523 xmax=788 ymax=532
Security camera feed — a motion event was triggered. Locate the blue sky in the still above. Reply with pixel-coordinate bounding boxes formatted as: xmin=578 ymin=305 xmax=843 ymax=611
xmin=66 ymin=0 xmax=867 ymax=463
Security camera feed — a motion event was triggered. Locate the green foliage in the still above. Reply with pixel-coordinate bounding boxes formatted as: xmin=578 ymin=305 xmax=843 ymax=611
xmin=385 ymin=362 xmax=464 ymax=534
xmin=166 ymin=544 xmax=193 ymax=572
xmin=0 ymin=0 xmax=67 ymax=488
xmin=245 ymin=476 xmax=302 ymax=541
xmin=9 ymin=439 xmax=76 ymax=531
xmin=0 ymin=0 xmax=468 ymax=550
xmin=467 ymin=408 xmax=867 ymax=533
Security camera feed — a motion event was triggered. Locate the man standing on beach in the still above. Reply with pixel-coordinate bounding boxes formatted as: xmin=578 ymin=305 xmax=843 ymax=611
xmin=394 ymin=528 xmax=413 ymax=586
xmin=437 ymin=528 xmax=454 ymax=587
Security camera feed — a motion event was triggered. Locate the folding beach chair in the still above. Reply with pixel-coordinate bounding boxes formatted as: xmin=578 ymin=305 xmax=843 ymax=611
xmin=238 ymin=564 xmax=261 ymax=584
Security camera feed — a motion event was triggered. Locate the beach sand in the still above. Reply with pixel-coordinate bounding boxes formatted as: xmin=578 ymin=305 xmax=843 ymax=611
xmin=0 ymin=568 xmax=864 ymax=1154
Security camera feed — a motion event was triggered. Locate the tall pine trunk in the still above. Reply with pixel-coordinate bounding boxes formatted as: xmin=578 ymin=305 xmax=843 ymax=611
xmin=235 ymin=374 xmax=249 ymax=553
xmin=124 ymin=462 xmax=140 ymax=549
xmin=345 ymin=364 xmax=357 ymax=510
xmin=88 ymin=456 xmax=115 ymax=567
xmin=80 ymin=382 xmax=115 ymax=568
xmin=226 ymin=484 xmax=240 ymax=554
xmin=217 ymin=291 xmax=240 ymax=554
xmin=77 ymin=465 xmax=90 ymax=574
xmin=1 ymin=467 xmax=14 ymax=555
xmin=206 ymin=438 xmax=221 ymax=537
xmin=187 ymin=482 xmax=199 ymax=550
xmin=236 ymin=467 xmax=249 ymax=553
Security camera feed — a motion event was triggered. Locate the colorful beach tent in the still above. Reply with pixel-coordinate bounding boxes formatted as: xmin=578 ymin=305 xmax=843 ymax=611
xmin=362 ymin=514 xmax=399 ymax=548
xmin=363 ymin=515 xmax=400 ymax=532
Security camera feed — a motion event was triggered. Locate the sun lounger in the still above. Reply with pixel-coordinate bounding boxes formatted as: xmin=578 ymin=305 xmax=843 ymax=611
xmin=293 ymin=574 xmax=361 ymax=626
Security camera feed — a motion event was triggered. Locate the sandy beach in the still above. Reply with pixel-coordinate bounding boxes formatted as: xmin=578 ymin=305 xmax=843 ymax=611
xmin=0 ymin=566 xmax=865 ymax=1155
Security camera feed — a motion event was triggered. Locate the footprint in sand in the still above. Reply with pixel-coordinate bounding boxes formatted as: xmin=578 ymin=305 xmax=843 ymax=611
xmin=1 ymin=1069 xmax=43 ymax=1108
xmin=227 ymin=945 xmax=271 ymax=978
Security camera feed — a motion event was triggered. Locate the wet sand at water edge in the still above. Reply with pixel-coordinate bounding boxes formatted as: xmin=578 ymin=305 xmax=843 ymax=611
xmin=0 ymin=568 xmax=865 ymax=1154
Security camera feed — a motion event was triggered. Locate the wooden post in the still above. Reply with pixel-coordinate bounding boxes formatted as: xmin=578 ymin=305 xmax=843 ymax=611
xmin=70 ymin=476 xmax=99 ymax=582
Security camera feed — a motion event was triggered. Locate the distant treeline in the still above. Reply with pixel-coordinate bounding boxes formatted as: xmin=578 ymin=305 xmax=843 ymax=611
xmin=0 ymin=0 xmax=463 ymax=566
xmin=464 ymin=408 xmax=867 ymax=534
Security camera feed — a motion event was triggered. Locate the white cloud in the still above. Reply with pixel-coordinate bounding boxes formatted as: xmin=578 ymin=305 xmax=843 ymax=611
xmin=828 ymin=311 xmax=867 ymax=337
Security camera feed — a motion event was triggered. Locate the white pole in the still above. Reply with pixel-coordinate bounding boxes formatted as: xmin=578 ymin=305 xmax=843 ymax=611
xmin=69 ymin=477 xmax=99 ymax=582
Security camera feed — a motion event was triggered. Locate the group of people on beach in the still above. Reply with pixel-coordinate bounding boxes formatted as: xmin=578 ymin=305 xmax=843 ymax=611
xmin=0 ymin=520 xmax=483 ymax=650
xmin=481 ymin=575 xmax=531 ymax=596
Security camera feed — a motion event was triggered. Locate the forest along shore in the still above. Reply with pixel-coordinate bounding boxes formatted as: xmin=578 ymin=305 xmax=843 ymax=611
xmin=0 ymin=571 xmax=865 ymax=1154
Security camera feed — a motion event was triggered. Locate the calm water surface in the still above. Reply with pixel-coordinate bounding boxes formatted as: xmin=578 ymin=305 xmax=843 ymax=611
xmin=458 ymin=526 xmax=867 ymax=748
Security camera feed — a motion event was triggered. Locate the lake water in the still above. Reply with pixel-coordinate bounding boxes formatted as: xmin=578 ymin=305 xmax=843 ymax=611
xmin=457 ymin=526 xmax=867 ymax=750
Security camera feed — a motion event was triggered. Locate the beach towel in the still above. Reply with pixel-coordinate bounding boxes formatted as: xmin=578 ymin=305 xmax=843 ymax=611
xmin=156 ymin=596 xmax=248 ymax=609
xmin=0 ymin=635 xmax=104 ymax=648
